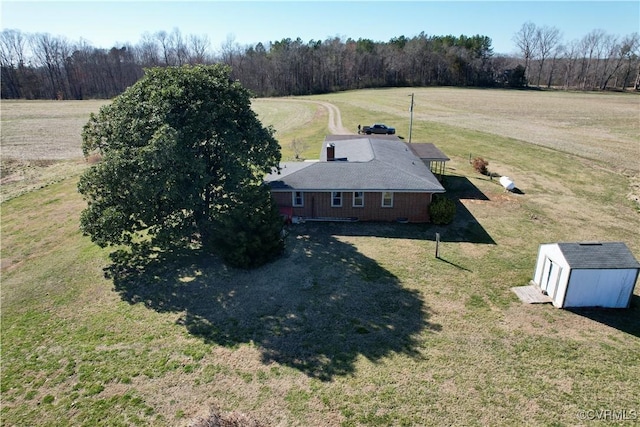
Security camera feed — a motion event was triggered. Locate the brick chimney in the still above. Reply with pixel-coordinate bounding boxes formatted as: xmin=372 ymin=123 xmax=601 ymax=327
xmin=326 ymin=143 xmax=335 ymax=161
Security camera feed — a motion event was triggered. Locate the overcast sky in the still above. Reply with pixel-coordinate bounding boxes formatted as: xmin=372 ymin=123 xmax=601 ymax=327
xmin=2 ymin=1 xmax=638 ymax=55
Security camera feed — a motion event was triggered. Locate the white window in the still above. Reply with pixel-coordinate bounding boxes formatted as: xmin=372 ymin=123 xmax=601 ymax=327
xmin=353 ymin=191 xmax=364 ymax=207
xmin=293 ymin=191 xmax=303 ymax=207
xmin=382 ymin=192 xmax=393 ymax=207
xmin=331 ymin=191 xmax=342 ymax=207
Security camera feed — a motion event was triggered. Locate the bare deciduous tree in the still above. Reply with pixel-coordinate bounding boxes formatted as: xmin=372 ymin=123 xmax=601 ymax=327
xmin=545 ymin=43 xmax=563 ymax=88
xmin=30 ymin=33 xmax=69 ymax=98
xmin=0 ymin=29 xmax=28 ymax=98
xmin=513 ymin=21 xmax=538 ymax=85
xmin=598 ymin=33 xmax=639 ymax=89
xmin=534 ymin=25 xmax=561 ymax=86
xmin=617 ymin=33 xmax=639 ymax=90
xmin=577 ymin=29 xmax=606 ymax=89
xmin=220 ymin=34 xmax=241 ymax=67
xmin=170 ymin=28 xmax=188 ymax=66
xmin=155 ymin=30 xmax=174 ymax=66
xmin=189 ymin=34 xmax=210 ymax=64
xmin=135 ymin=32 xmax=160 ymax=66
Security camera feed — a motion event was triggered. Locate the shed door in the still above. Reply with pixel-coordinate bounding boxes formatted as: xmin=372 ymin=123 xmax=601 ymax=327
xmin=542 ymin=257 xmax=563 ymax=299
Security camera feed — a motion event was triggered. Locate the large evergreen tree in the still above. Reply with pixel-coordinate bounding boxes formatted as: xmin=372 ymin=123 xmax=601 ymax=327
xmin=78 ymin=64 xmax=284 ymax=267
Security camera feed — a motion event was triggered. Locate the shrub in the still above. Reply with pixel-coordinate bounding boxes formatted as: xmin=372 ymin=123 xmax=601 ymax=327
xmin=290 ymin=137 xmax=307 ymax=160
xmin=472 ymin=157 xmax=489 ymax=175
xmin=429 ymin=195 xmax=456 ymax=225
xmin=212 ymin=184 xmax=285 ymax=269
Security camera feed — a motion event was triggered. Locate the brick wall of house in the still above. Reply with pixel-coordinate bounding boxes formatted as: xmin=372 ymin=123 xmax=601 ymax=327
xmin=272 ymin=191 xmax=432 ymax=223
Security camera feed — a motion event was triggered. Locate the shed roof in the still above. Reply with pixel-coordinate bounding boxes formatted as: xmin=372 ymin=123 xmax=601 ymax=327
xmin=556 ymin=242 xmax=640 ymax=269
xmin=407 ymin=143 xmax=450 ymax=161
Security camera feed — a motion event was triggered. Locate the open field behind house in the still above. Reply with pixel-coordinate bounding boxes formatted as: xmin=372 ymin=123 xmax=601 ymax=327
xmin=302 ymin=88 xmax=640 ymax=174
xmin=0 ymin=100 xmax=109 ymax=202
xmin=1 ymin=89 xmax=639 ymax=426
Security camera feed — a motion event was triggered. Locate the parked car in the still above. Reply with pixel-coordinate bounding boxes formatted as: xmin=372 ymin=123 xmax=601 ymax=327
xmin=361 ymin=123 xmax=395 ymax=135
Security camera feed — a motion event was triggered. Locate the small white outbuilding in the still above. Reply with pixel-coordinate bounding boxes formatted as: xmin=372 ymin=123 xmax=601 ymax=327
xmin=532 ymin=242 xmax=640 ymax=309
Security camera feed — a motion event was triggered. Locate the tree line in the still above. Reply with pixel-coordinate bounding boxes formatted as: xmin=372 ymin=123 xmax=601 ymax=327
xmin=2 ymin=25 xmax=639 ymax=100
xmin=513 ymin=22 xmax=640 ymax=90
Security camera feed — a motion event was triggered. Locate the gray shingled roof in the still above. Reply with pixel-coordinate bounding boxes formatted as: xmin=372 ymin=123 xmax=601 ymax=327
xmin=557 ymin=242 xmax=640 ymax=269
xmin=265 ymin=136 xmax=445 ymax=192
xmin=408 ymin=143 xmax=450 ymax=161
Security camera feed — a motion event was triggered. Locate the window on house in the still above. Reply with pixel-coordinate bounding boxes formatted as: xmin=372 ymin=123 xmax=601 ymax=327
xmin=331 ymin=191 xmax=342 ymax=207
xmin=293 ymin=191 xmax=304 ymax=207
xmin=382 ymin=191 xmax=393 ymax=207
xmin=353 ymin=191 xmax=364 ymax=207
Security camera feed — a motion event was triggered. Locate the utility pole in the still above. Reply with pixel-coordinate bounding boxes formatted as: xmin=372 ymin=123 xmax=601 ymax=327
xmin=408 ymin=93 xmax=414 ymax=144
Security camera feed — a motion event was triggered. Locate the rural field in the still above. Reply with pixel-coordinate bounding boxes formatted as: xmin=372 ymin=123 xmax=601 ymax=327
xmin=1 ymin=88 xmax=639 ymax=426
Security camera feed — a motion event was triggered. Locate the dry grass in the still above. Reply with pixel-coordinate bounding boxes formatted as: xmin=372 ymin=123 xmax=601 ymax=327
xmin=1 ymin=90 xmax=639 ymax=427
xmin=252 ymin=98 xmax=330 ymax=161
xmin=317 ymin=88 xmax=640 ymax=173
xmin=0 ymin=100 xmax=108 ymax=202
xmin=1 ymin=100 xmax=109 ymax=160
xmin=189 ymin=405 xmax=267 ymax=427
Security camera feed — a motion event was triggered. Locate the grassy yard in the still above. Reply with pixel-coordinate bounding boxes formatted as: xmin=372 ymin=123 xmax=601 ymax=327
xmin=1 ymin=89 xmax=639 ymax=426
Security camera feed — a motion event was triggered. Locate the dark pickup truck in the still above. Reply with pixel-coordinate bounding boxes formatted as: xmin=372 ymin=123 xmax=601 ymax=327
xmin=361 ymin=123 xmax=396 ymax=135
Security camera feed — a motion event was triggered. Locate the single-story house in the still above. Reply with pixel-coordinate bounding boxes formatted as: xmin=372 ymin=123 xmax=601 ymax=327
xmin=264 ymin=135 xmax=448 ymax=223
xmin=531 ymin=242 xmax=640 ymax=308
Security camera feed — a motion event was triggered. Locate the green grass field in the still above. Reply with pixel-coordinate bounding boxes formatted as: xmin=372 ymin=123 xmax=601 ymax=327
xmin=1 ymin=89 xmax=639 ymax=426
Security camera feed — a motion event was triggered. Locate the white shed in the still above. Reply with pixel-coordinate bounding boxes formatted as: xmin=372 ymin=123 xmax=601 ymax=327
xmin=532 ymin=242 xmax=640 ymax=308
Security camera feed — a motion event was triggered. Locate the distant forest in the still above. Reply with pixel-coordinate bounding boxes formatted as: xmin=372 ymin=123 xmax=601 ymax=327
xmin=1 ymin=23 xmax=639 ymax=100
